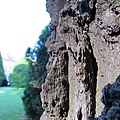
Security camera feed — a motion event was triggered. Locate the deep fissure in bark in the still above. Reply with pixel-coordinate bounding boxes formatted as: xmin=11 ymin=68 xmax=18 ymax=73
xmin=89 ymin=37 xmax=98 ymax=117
xmin=84 ymin=35 xmax=98 ymax=117
xmin=77 ymin=109 xmax=82 ymax=120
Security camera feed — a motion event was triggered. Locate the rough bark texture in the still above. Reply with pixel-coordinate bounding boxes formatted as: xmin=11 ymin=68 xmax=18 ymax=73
xmin=40 ymin=0 xmax=120 ymax=120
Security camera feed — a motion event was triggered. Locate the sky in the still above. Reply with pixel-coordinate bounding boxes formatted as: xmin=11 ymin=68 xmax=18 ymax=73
xmin=0 ymin=0 xmax=50 ymax=61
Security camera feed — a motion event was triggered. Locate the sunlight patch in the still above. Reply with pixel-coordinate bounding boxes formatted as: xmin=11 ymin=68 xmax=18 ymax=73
xmin=0 ymin=91 xmax=5 ymax=94
xmin=12 ymin=92 xmax=17 ymax=94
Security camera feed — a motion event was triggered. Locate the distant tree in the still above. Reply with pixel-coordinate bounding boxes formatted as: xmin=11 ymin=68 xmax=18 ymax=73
xmin=22 ymin=25 xmax=50 ymax=120
xmin=9 ymin=58 xmax=30 ymax=88
xmin=0 ymin=52 xmax=6 ymax=86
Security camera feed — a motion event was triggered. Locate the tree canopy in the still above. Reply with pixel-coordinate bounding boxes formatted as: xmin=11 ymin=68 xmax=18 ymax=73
xmin=9 ymin=58 xmax=30 ymax=88
xmin=22 ymin=25 xmax=50 ymax=120
xmin=0 ymin=52 xmax=6 ymax=86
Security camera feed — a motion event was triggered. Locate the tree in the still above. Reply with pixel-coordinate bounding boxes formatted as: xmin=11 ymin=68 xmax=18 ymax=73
xmin=0 ymin=52 xmax=6 ymax=86
xmin=9 ymin=58 xmax=30 ymax=88
xmin=22 ymin=25 xmax=50 ymax=120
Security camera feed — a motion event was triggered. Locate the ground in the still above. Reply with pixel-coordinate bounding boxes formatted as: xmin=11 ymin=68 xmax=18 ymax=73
xmin=0 ymin=87 xmax=25 ymax=120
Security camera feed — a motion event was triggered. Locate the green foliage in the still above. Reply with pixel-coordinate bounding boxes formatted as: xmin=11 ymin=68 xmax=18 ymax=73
xmin=0 ymin=52 xmax=6 ymax=85
xmin=22 ymin=25 xmax=50 ymax=120
xmin=22 ymin=86 xmax=44 ymax=119
xmin=9 ymin=58 xmax=30 ymax=88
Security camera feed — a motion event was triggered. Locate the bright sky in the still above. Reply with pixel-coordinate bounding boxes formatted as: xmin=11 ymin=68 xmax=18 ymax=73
xmin=0 ymin=0 xmax=50 ymax=61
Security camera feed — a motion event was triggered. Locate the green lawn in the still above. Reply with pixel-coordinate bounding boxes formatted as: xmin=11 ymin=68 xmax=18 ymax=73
xmin=0 ymin=87 xmax=25 ymax=120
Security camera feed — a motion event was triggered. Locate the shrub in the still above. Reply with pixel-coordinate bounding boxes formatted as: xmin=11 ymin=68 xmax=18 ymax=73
xmin=22 ymin=86 xmax=44 ymax=120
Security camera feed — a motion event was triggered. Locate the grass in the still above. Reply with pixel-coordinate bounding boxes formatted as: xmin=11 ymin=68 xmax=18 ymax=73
xmin=0 ymin=87 xmax=25 ymax=120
